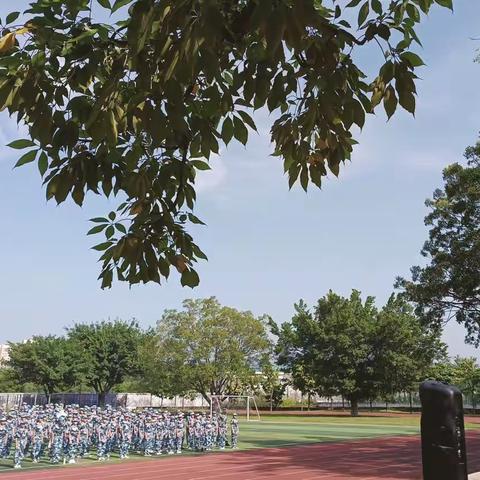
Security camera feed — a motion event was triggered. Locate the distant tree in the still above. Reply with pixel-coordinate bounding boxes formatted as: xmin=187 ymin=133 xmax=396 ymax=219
xmin=258 ymin=360 xmax=287 ymax=411
xmin=290 ymin=364 xmax=318 ymax=410
xmin=67 ymin=320 xmax=143 ymax=406
xmin=152 ymin=298 xmax=271 ymax=404
xmin=7 ymin=336 xmax=80 ymax=399
xmin=397 ymin=142 xmax=480 ymax=345
xmin=0 ymin=0 xmax=450 ymax=289
xmin=452 ymin=357 xmax=480 ymax=410
xmin=273 ymin=291 xmax=442 ymax=416
xmin=274 ymin=292 xmax=378 ymax=416
xmin=373 ymin=294 xmax=446 ymax=400
xmin=425 ymin=359 xmax=457 ymax=384
xmin=270 ymin=318 xmax=319 ymax=409
xmin=137 ymin=330 xmax=192 ymax=401
xmin=0 ymin=368 xmax=25 ymax=392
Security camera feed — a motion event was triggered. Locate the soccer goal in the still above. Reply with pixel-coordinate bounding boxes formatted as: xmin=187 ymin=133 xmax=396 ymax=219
xmin=210 ymin=395 xmax=261 ymax=421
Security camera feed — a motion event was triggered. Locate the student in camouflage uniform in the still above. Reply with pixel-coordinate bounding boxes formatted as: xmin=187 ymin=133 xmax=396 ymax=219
xmin=174 ymin=412 xmax=184 ymax=454
xmin=118 ymin=414 xmax=132 ymax=459
xmin=31 ymin=417 xmax=45 ymax=463
xmin=50 ymin=413 xmax=65 ymax=464
xmin=0 ymin=404 xmax=240 ymax=467
xmin=217 ymin=413 xmax=227 ymax=450
xmin=0 ymin=416 xmax=9 ymax=458
xmin=13 ymin=415 xmax=29 ymax=469
xmin=230 ymin=413 xmax=239 ymax=449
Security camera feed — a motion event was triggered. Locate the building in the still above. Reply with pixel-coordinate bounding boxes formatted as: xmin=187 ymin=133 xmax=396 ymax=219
xmin=0 ymin=344 xmax=10 ymax=366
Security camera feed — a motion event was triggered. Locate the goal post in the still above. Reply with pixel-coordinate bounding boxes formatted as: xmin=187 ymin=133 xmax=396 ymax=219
xmin=209 ymin=395 xmax=261 ymax=421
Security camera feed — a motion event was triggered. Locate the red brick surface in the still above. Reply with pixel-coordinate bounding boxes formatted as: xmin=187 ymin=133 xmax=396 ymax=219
xmin=1 ymin=431 xmax=479 ymax=480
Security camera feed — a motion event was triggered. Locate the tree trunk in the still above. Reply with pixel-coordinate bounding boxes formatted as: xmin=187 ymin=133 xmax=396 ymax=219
xmin=200 ymin=391 xmax=211 ymax=406
xmin=350 ymin=398 xmax=359 ymax=417
xmin=98 ymin=391 xmax=107 ymax=407
xmin=409 ymin=392 xmax=413 ymax=414
xmin=270 ymin=391 xmax=273 ymax=412
xmin=307 ymin=393 xmax=311 ymax=411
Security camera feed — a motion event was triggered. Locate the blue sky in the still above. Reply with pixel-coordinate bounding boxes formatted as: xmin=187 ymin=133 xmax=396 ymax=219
xmin=0 ymin=2 xmax=479 ymax=359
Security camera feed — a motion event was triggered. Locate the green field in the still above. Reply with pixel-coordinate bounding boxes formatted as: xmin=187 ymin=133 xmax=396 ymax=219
xmin=0 ymin=415 xmax=477 ymax=473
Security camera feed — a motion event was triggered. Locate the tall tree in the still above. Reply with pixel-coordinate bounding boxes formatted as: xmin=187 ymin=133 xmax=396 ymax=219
xmin=275 ymin=292 xmax=379 ymax=416
xmin=270 ymin=317 xmax=319 ymax=409
xmin=373 ymin=294 xmax=446 ymax=400
xmin=397 ymin=143 xmax=480 ymax=345
xmin=67 ymin=320 xmax=143 ymax=405
xmin=152 ymin=297 xmax=271 ymax=404
xmin=273 ymin=291 xmax=442 ymax=416
xmin=137 ymin=330 xmax=192 ymax=400
xmin=0 ymin=0 xmax=450 ymax=289
xmin=7 ymin=336 xmax=81 ymax=399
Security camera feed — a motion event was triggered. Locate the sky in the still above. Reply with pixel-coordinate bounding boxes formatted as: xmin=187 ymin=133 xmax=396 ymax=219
xmin=0 ymin=1 xmax=479 ymax=359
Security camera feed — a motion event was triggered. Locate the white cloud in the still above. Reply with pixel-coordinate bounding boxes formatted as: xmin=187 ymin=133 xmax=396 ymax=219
xmin=195 ymin=153 xmax=228 ymax=193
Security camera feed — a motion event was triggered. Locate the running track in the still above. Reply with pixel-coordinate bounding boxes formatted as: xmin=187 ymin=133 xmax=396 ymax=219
xmin=1 ymin=431 xmax=480 ymax=480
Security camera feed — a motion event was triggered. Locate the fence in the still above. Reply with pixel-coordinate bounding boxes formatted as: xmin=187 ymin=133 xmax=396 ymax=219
xmin=0 ymin=393 xmax=212 ymax=411
xmin=0 ymin=392 xmax=477 ymax=413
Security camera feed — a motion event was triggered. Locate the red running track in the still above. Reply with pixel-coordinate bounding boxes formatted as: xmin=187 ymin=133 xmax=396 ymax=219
xmin=1 ymin=431 xmax=480 ymax=480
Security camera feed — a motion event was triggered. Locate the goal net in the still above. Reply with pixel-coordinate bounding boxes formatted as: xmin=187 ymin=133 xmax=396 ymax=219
xmin=209 ymin=395 xmax=261 ymax=421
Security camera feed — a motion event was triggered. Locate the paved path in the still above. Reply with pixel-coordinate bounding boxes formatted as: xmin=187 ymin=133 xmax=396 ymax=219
xmin=0 ymin=431 xmax=479 ymax=479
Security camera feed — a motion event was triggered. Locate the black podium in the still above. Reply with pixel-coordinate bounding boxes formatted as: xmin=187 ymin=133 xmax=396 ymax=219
xmin=419 ymin=380 xmax=468 ymax=480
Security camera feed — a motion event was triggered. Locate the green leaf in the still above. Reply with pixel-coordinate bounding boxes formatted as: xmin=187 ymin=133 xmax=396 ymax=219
xmin=399 ymin=91 xmax=416 ymax=115
xmin=8 ymin=139 xmax=35 ymax=149
xmin=191 ymin=160 xmax=210 ymax=171
xmin=108 ymin=211 xmax=116 ymax=221
xmin=5 ymin=12 xmax=20 ymax=25
xmin=181 ymin=269 xmax=200 ymax=288
xmin=92 ymin=241 xmax=113 ymax=251
xmin=97 ymin=0 xmax=111 ymax=9
xmin=88 ymin=224 xmax=108 ymax=235
xmin=300 ymin=166 xmax=308 ymax=192
xmin=90 ymin=217 xmax=109 ymax=223
xmin=112 ymin=0 xmax=132 ymax=13
xmin=115 ymin=223 xmax=127 ymax=234
xmin=38 ymin=151 xmax=48 ymax=177
xmin=188 ymin=213 xmax=206 ymax=225
xmin=233 ymin=116 xmax=248 ymax=145
xmin=237 ymin=111 xmax=257 ymax=131
xmin=221 ymin=117 xmax=234 ymax=145
xmin=434 ymin=0 xmax=453 ymax=10
xmin=105 ymin=225 xmax=115 ymax=239
xmin=358 ymin=2 xmax=370 ymax=26
xmin=14 ymin=149 xmax=37 ymax=168
xmin=371 ymin=0 xmax=382 ymax=15
xmin=406 ymin=4 xmax=420 ymax=21
xmin=383 ymin=86 xmax=397 ymax=120
xmin=346 ymin=0 xmax=362 ymax=7
xmin=401 ymin=52 xmax=425 ymax=68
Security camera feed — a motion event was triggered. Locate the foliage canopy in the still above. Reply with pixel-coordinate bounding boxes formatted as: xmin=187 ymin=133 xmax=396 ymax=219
xmin=397 ymin=143 xmax=480 ymax=345
xmin=147 ymin=297 xmax=271 ymax=403
xmin=67 ymin=320 xmax=143 ymax=405
xmin=272 ymin=290 xmax=444 ymax=415
xmin=0 ymin=0 xmax=450 ymax=288
xmin=7 ymin=335 xmax=82 ymax=396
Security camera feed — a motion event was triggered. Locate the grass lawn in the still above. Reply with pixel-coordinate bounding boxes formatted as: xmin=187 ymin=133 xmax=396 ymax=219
xmin=0 ymin=415 xmax=478 ymax=473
